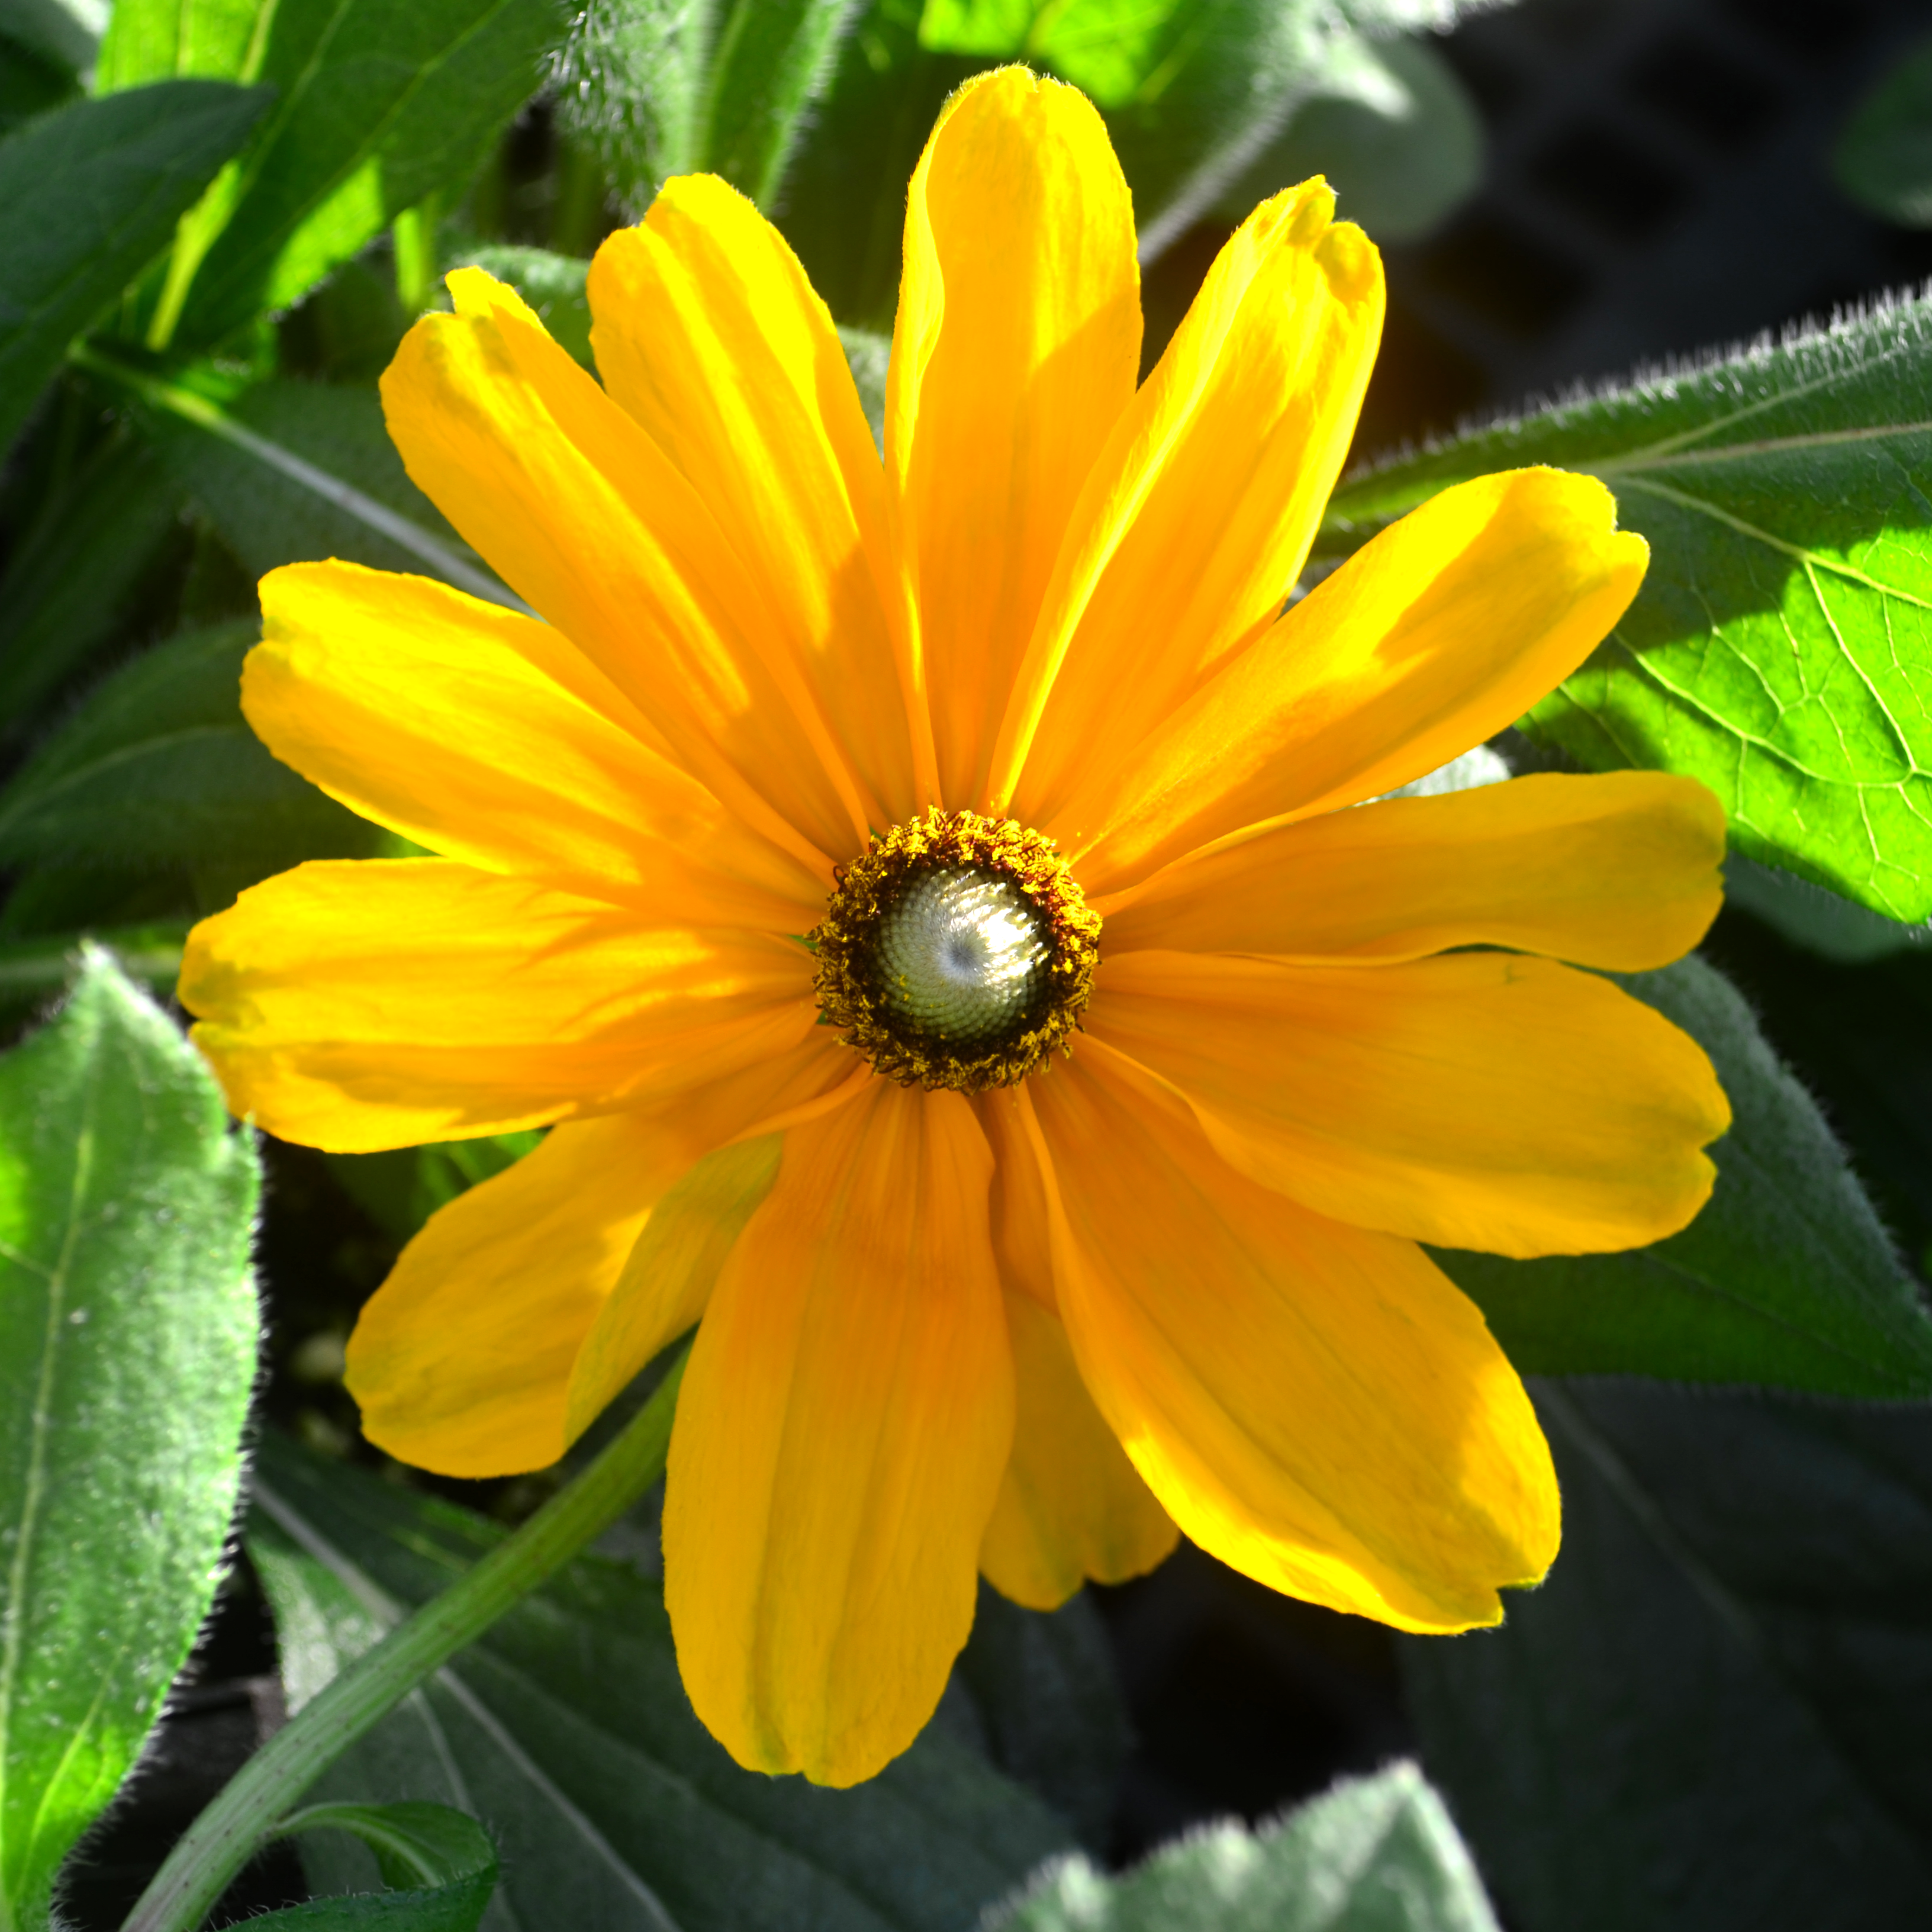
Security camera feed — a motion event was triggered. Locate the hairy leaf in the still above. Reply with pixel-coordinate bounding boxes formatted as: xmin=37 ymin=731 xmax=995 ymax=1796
xmin=0 ymin=951 xmax=258 ymax=1928
xmin=987 ymin=1762 xmax=1498 ymax=1931
xmin=1433 ymin=955 xmax=1932 ymax=1398
xmin=139 ymin=374 xmax=504 ymax=597
xmin=1403 ymin=1382 xmax=1932 ymax=1931
xmin=0 ymin=78 xmax=270 ymax=450
xmin=697 ymin=0 xmax=863 ymax=207
xmin=1322 ymin=294 xmax=1932 ymax=920
xmin=0 ymin=617 xmax=387 ymax=871
xmin=249 ymin=1432 xmax=1074 ymax=1932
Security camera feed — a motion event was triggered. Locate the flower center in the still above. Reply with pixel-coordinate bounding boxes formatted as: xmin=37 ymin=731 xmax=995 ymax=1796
xmin=809 ymin=809 xmax=1101 ymax=1093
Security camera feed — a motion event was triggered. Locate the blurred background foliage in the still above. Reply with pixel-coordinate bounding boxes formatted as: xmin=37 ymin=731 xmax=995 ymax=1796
xmin=11 ymin=0 xmax=1932 ymax=1927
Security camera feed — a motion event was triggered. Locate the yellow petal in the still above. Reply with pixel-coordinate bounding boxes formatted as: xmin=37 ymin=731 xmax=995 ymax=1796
xmin=382 ymin=270 xmax=869 ymax=871
xmin=1023 ymin=1055 xmax=1559 ymax=1632
xmin=1099 ymin=771 xmax=1725 ymax=970
xmin=564 ymin=1133 xmax=781 ymax=1443
xmin=664 ymin=1082 xmax=1013 ymax=1785
xmin=250 ymin=561 xmax=825 ymax=928
xmin=889 ymin=66 xmax=1141 ymax=809
xmin=347 ymin=1113 xmax=679 ymax=1476
xmin=978 ymin=1287 xmax=1178 ymax=1611
xmin=997 ymin=178 xmax=1382 ymax=825
xmin=1089 ymin=951 xmax=1729 ymax=1257
xmin=589 ymin=178 xmax=917 ymax=826
xmin=1056 ymin=468 xmax=1648 ymax=893
xmin=182 ymin=859 xmax=819 ymax=1151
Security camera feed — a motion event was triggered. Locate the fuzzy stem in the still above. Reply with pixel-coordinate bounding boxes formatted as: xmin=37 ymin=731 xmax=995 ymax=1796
xmin=121 ymin=1352 xmax=687 ymax=1932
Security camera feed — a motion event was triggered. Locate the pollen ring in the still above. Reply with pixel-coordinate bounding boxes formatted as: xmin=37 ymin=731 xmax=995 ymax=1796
xmin=809 ymin=809 xmax=1101 ymax=1093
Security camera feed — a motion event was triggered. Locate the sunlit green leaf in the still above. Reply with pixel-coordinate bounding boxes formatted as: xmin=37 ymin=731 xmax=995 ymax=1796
xmin=0 ymin=616 xmax=388 ymax=871
xmin=94 ymin=0 xmax=274 ymax=91
xmin=1833 ymin=29 xmax=1932 ymax=228
xmin=0 ymin=77 xmax=270 ymax=450
xmin=1434 ymin=955 xmax=1932 ymax=1398
xmin=988 ymin=1761 xmax=1499 ymax=1931
xmin=171 ymin=0 xmax=561 ymax=346
xmin=249 ymin=1432 xmax=1075 ymax=1932
xmin=251 ymin=1802 xmax=500 ymax=1929
xmin=0 ymin=951 xmax=258 ymax=1928
xmin=1322 ymin=293 xmax=1932 ymax=920
xmin=1403 ymin=1382 xmax=1932 ymax=1930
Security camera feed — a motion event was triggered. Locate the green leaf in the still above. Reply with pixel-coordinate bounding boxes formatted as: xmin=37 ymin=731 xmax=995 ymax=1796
xmin=987 ymin=1761 xmax=1499 ymax=1931
xmin=1432 ymin=955 xmax=1932 ymax=1398
xmin=327 ymin=1130 xmax=545 ymax=1245
xmin=248 ymin=1431 xmax=1075 ymax=1932
xmin=1401 ymin=1381 xmax=1932 ymax=1930
xmin=556 ymin=0 xmax=861 ymax=212
xmin=1321 ymin=294 xmax=1932 ymax=920
xmin=839 ymin=324 xmax=888 ymax=450
xmin=0 ymin=77 xmax=271 ymax=452
xmin=1210 ymin=36 xmax=1482 ymax=244
xmin=0 ymin=925 xmax=188 ymax=1005
xmin=250 ymin=1802 xmax=500 ymax=1929
xmin=124 ymin=368 xmax=508 ymax=597
xmin=0 ymin=949 xmax=259 ymax=1928
xmin=772 ymin=1 xmax=977 ymax=328
xmin=0 ymin=616 xmax=389 ymax=872
xmin=0 ymin=421 xmax=184 ymax=732
xmin=942 ymin=1586 xmax=1131 ymax=1854
xmin=697 ymin=0 xmax=865 ymax=207
xmin=1834 ymin=30 xmax=1932 ymax=228
xmin=95 ymin=0 xmax=275 ymax=92
xmin=458 ymin=243 xmax=592 ymax=365
xmin=172 ymin=0 xmax=561 ymax=347
xmin=553 ymin=0 xmax=707 ymax=211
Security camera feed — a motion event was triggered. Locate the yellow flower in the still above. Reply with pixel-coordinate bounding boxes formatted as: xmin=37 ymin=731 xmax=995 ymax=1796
xmin=181 ymin=68 xmax=1729 ymax=1786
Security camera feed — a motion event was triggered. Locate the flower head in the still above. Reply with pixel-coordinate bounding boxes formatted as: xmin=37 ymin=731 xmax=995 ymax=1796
xmin=182 ymin=67 xmax=1728 ymax=1787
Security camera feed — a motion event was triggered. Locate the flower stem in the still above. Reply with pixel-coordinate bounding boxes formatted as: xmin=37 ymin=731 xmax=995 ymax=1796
xmin=121 ymin=1351 xmax=688 ymax=1932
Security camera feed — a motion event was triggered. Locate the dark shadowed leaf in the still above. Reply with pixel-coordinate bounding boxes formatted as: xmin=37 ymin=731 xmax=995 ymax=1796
xmin=0 ymin=951 xmax=258 ymax=1928
xmin=0 ymin=421 xmax=183 ymax=732
xmin=1833 ymin=30 xmax=1932 ymax=228
xmin=0 ymin=78 xmax=270 ymax=450
xmin=1434 ymin=955 xmax=1932 ymax=1398
xmin=1402 ymin=1380 xmax=1932 ymax=1932
xmin=249 ymin=1432 xmax=1074 ymax=1932
xmin=0 ymin=616 xmax=388 ymax=871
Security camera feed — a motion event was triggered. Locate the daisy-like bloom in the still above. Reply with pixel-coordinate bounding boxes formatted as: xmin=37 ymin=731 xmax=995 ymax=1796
xmin=182 ymin=69 xmax=1729 ymax=1786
